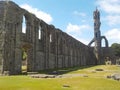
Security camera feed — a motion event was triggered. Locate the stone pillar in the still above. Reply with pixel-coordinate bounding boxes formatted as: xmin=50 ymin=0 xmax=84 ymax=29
xmin=14 ymin=22 xmax=22 ymax=74
xmin=41 ymin=22 xmax=49 ymax=70
xmin=62 ymin=39 xmax=65 ymax=68
xmin=55 ymin=30 xmax=58 ymax=68
xmin=27 ymin=48 xmax=33 ymax=72
xmin=2 ymin=22 xmax=17 ymax=75
xmin=0 ymin=22 xmax=5 ymax=74
xmin=45 ymin=25 xmax=49 ymax=69
xmin=31 ymin=19 xmax=37 ymax=71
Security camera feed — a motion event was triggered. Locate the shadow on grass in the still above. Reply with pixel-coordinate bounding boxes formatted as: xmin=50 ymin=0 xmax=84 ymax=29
xmin=37 ymin=65 xmax=96 ymax=75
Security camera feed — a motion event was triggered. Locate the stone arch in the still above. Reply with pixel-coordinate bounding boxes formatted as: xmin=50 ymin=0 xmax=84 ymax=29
xmin=22 ymin=12 xmax=34 ymax=42
xmin=101 ymin=36 xmax=108 ymax=47
xmin=21 ymin=43 xmax=33 ymax=73
xmin=21 ymin=12 xmax=34 ymax=73
xmin=22 ymin=16 xmax=26 ymax=33
xmin=49 ymin=34 xmax=52 ymax=42
xmin=49 ymin=29 xmax=56 ymax=54
xmin=38 ymin=25 xmax=42 ymax=40
xmin=38 ymin=24 xmax=44 ymax=52
xmin=101 ymin=38 xmax=106 ymax=47
xmin=88 ymin=38 xmax=95 ymax=46
xmin=39 ymin=22 xmax=44 ymax=41
xmin=22 ymin=13 xmax=29 ymax=33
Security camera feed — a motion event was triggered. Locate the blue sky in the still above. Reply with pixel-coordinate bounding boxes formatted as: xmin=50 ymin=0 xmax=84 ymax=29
xmin=12 ymin=0 xmax=120 ymax=46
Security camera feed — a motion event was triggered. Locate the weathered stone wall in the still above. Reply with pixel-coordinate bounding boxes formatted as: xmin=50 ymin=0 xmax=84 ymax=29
xmin=101 ymin=47 xmax=116 ymax=64
xmin=0 ymin=1 xmax=98 ymax=75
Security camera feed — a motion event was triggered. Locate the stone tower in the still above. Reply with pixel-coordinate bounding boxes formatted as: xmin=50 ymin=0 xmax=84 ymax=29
xmin=88 ymin=8 xmax=109 ymax=64
xmin=93 ymin=8 xmax=101 ymax=64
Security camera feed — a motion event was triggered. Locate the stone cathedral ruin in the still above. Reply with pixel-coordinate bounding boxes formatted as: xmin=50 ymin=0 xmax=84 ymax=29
xmin=0 ymin=1 xmax=114 ymax=75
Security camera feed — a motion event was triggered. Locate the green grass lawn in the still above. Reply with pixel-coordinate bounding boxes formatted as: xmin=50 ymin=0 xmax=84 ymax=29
xmin=0 ymin=65 xmax=120 ymax=90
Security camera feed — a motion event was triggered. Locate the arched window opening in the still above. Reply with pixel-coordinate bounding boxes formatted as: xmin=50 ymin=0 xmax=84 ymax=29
xmin=50 ymin=34 xmax=52 ymax=42
xmin=38 ymin=26 xmax=41 ymax=40
xmin=101 ymin=39 xmax=106 ymax=47
xmin=22 ymin=16 xmax=26 ymax=33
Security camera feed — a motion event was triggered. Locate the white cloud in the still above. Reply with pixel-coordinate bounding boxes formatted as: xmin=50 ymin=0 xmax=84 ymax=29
xmin=104 ymin=28 xmax=120 ymax=45
xmin=105 ymin=15 xmax=120 ymax=25
xmin=66 ymin=23 xmax=90 ymax=34
xmin=76 ymin=37 xmax=90 ymax=45
xmin=96 ymin=0 xmax=120 ymax=14
xmin=96 ymin=0 xmax=120 ymax=45
xmin=65 ymin=23 xmax=91 ymax=45
xmin=73 ymin=11 xmax=86 ymax=17
xmin=96 ymin=0 xmax=120 ymax=26
xmin=105 ymin=28 xmax=120 ymax=40
xmin=20 ymin=4 xmax=53 ymax=24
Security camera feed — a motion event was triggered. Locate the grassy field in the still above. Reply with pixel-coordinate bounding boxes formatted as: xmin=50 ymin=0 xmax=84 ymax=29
xmin=0 ymin=65 xmax=120 ymax=90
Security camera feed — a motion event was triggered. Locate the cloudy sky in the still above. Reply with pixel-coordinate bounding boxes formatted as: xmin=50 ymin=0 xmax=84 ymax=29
xmin=12 ymin=0 xmax=120 ymax=46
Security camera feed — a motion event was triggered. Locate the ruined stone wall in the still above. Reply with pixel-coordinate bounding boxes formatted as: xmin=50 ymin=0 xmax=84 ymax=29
xmin=101 ymin=47 xmax=116 ymax=64
xmin=0 ymin=1 xmax=97 ymax=75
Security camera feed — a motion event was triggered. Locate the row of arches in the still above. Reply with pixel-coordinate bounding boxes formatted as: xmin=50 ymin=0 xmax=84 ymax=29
xmin=20 ymin=12 xmax=97 ymax=71
xmin=20 ymin=12 xmax=96 ymax=71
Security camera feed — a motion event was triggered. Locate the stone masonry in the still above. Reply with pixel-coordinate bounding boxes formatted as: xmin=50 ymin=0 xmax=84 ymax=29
xmin=88 ymin=8 xmax=109 ymax=64
xmin=0 ymin=1 xmax=113 ymax=75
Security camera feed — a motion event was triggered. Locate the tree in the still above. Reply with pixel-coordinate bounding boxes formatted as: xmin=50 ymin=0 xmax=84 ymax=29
xmin=22 ymin=48 xmax=27 ymax=61
xmin=111 ymin=43 xmax=120 ymax=57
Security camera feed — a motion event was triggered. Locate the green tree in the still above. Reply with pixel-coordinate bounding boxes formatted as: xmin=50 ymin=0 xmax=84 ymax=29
xmin=111 ymin=43 xmax=120 ymax=57
xmin=22 ymin=48 xmax=27 ymax=61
